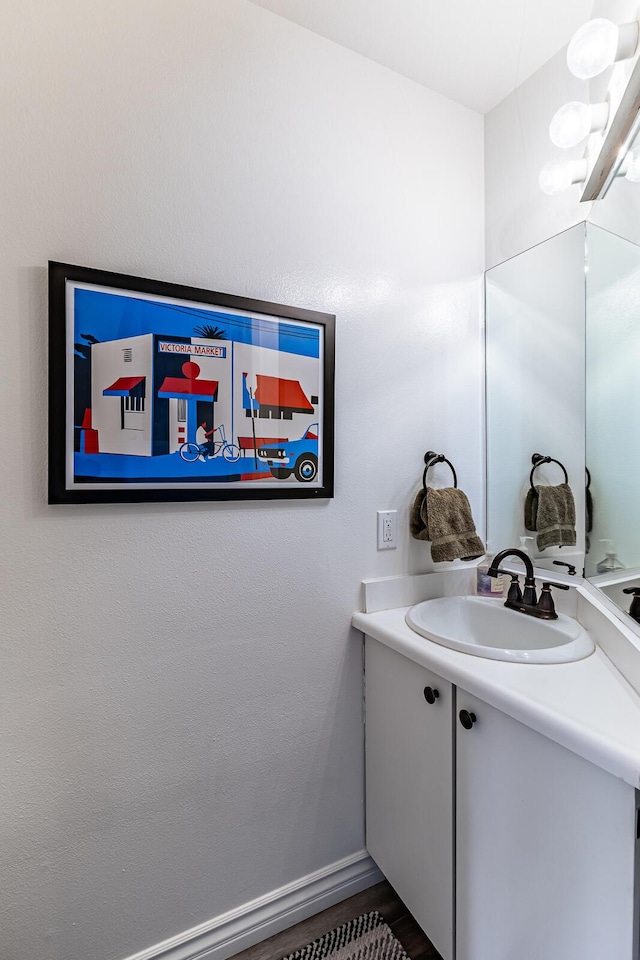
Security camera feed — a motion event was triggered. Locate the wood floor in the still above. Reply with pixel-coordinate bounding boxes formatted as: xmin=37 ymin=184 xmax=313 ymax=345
xmin=229 ymin=881 xmax=443 ymax=960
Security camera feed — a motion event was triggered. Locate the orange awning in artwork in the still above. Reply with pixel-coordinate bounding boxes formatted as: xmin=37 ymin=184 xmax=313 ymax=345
xmin=254 ymin=376 xmax=313 ymax=412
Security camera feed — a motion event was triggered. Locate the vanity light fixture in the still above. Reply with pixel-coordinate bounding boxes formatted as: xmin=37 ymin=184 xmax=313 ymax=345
xmin=540 ymin=15 xmax=640 ymax=201
xmin=549 ymin=101 xmax=609 ymax=149
xmin=539 ymin=158 xmax=588 ymax=195
xmin=567 ymin=18 xmax=639 ymax=79
xmin=539 ymin=146 xmax=640 ymax=196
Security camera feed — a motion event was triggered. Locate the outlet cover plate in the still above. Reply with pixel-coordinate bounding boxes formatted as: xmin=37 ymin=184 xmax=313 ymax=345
xmin=377 ymin=510 xmax=397 ymax=550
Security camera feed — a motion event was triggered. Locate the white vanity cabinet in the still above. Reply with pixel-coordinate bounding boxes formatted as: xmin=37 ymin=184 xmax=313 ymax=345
xmin=455 ymin=689 xmax=636 ymax=960
xmin=365 ymin=637 xmax=454 ymax=960
xmin=365 ymin=636 xmax=640 ymax=960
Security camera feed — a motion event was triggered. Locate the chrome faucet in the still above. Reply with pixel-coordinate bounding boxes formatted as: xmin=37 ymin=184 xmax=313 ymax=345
xmin=487 ymin=547 xmax=569 ymax=620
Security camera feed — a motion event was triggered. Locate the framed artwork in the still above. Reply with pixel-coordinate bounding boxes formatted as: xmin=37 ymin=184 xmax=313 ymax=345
xmin=48 ymin=262 xmax=335 ymax=503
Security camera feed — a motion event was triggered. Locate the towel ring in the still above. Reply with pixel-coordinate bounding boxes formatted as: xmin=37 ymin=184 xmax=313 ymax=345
xmin=422 ymin=451 xmax=458 ymax=495
xmin=529 ymin=453 xmax=568 ymax=490
xmin=420 ymin=452 xmax=458 ymax=534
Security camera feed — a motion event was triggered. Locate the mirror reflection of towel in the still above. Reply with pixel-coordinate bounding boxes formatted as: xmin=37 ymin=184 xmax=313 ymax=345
xmin=524 ymin=483 xmax=576 ymax=551
xmin=585 ymin=486 xmax=593 ymax=553
xmin=410 ymin=486 xmax=484 ymax=562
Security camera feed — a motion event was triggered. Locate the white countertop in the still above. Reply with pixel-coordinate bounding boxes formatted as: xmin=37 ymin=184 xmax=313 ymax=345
xmin=353 ymin=605 xmax=640 ymax=789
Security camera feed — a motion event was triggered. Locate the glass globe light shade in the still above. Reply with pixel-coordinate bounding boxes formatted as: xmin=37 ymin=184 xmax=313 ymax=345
xmin=539 ymin=159 xmax=574 ymax=195
xmin=539 ymin=158 xmax=587 ymax=195
xmin=549 ymin=102 xmax=592 ymax=148
xmin=567 ymin=18 xmax=619 ymax=79
xmin=549 ymin=101 xmax=609 ymax=149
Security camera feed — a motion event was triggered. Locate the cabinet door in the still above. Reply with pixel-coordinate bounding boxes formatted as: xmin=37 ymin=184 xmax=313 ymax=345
xmin=365 ymin=637 xmax=453 ymax=960
xmin=456 ymin=688 xmax=637 ymax=960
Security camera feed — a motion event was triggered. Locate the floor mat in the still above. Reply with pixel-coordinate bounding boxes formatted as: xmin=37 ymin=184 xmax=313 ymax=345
xmin=278 ymin=911 xmax=409 ymax=960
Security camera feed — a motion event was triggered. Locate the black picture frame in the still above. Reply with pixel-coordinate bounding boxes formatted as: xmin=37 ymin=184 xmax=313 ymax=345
xmin=48 ymin=262 xmax=335 ymax=504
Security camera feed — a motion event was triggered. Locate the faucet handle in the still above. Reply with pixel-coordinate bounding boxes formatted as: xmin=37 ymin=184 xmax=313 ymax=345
xmin=536 ymin=581 xmax=570 ymax=620
xmin=536 ymin=584 xmax=557 ymax=619
xmin=622 ymin=588 xmax=640 ymax=623
xmin=506 ymin=574 xmax=523 ymax=604
xmin=522 ymin=576 xmax=537 ymax=606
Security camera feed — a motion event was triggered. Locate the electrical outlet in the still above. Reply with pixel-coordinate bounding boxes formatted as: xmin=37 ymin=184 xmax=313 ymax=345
xmin=377 ymin=510 xmax=397 ymax=550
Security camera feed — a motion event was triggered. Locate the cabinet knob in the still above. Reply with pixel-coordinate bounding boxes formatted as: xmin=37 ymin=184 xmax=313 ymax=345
xmin=423 ymin=686 xmax=440 ymax=705
xmin=459 ymin=709 xmax=477 ymax=730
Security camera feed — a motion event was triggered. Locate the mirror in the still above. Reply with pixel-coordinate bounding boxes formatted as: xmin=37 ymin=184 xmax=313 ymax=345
xmin=585 ymin=223 xmax=640 ymax=610
xmin=486 ymin=223 xmax=586 ymax=575
xmin=486 ymin=219 xmax=640 ymax=629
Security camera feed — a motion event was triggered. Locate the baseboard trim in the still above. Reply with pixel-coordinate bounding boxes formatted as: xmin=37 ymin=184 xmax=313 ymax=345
xmin=121 ymin=851 xmax=383 ymax=960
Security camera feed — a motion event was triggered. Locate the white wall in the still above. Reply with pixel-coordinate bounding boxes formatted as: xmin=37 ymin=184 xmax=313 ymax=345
xmin=485 ymin=47 xmax=590 ymax=269
xmin=0 ymin=4 xmax=484 ymax=960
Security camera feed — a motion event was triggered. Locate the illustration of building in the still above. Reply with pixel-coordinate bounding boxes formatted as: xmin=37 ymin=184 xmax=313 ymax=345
xmin=87 ymin=333 xmax=318 ymax=458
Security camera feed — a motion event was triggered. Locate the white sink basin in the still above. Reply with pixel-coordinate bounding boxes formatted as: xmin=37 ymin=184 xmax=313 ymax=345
xmin=405 ymin=596 xmax=595 ymax=664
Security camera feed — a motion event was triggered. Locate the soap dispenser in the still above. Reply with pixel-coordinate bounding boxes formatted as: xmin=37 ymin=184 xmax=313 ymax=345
xmin=476 ymin=543 xmax=504 ymax=597
xmin=622 ymin=587 xmax=640 ymax=624
xmin=519 ymin=536 xmax=534 ymax=557
xmin=596 ymin=540 xmax=626 ymax=575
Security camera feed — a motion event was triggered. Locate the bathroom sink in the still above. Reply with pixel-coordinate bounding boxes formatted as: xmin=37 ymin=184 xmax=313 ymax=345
xmin=405 ymin=596 xmax=595 ymax=663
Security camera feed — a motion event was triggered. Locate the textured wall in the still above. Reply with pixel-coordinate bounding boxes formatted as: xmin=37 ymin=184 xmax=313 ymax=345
xmin=484 ymin=47 xmax=589 ymax=269
xmin=0 ymin=3 xmax=484 ymax=959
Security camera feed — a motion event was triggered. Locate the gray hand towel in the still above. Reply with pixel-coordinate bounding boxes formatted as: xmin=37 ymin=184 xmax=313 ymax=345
xmin=410 ymin=488 xmax=430 ymax=540
xmin=533 ymin=482 xmax=576 ymax=551
xmin=410 ymin=487 xmax=484 ymax=562
xmin=524 ymin=487 xmax=538 ymax=531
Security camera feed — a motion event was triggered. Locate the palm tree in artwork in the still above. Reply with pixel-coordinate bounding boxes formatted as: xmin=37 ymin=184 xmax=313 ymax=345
xmin=193 ymin=323 xmax=227 ymax=340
